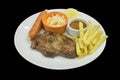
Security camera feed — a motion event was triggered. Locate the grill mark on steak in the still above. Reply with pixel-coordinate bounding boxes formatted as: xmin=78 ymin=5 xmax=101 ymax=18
xmin=31 ymin=31 xmax=76 ymax=58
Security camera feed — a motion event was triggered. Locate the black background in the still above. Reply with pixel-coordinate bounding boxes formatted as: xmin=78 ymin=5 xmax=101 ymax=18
xmin=3 ymin=0 xmax=117 ymax=78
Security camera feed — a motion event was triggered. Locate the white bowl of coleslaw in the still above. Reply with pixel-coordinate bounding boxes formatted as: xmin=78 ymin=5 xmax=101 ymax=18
xmin=42 ymin=12 xmax=68 ymax=34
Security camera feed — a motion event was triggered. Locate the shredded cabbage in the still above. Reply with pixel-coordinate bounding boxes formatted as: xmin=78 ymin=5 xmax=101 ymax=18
xmin=46 ymin=14 xmax=66 ymax=27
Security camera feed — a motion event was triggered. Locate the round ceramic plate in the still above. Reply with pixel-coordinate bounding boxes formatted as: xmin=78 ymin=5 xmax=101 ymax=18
xmin=14 ymin=9 xmax=107 ymax=70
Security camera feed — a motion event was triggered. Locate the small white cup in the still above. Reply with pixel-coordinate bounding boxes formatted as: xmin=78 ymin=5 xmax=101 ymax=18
xmin=67 ymin=18 xmax=87 ymax=37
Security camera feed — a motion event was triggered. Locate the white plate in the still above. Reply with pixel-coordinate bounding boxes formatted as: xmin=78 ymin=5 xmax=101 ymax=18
xmin=14 ymin=9 xmax=107 ymax=70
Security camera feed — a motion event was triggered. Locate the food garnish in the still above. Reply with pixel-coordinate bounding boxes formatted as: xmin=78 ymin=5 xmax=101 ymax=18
xmin=64 ymin=8 xmax=79 ymax=20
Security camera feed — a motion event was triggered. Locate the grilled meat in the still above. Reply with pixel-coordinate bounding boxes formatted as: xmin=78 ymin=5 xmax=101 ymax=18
xmin=31 ymin=31 xmax=76 ymax=58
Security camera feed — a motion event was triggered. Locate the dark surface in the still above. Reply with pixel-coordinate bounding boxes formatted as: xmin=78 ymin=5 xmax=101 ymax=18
xmin=3 ymin=0 xmax=117 ymax=78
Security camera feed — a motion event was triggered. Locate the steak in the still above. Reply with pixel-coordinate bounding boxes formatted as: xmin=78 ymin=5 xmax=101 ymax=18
xmin=31 ymin=31 xmax=76 ymax=58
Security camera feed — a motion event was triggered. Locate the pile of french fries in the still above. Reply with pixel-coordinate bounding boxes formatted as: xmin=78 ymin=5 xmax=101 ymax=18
xmin=72 ymin=20 xmax=108 ymax=58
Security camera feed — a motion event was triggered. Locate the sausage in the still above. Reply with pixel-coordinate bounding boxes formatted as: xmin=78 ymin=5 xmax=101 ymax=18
xmin=29 ymin=10 xmax=47 ymax=40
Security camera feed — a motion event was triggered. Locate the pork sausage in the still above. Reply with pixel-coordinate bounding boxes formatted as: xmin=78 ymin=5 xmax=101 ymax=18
xmin=29 ymin=10 xmax=47 ymax=40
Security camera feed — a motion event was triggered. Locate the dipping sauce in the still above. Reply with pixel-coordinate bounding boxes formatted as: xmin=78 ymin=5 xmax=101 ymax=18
xmin=70 ymin=21 xmax=87 ymax=30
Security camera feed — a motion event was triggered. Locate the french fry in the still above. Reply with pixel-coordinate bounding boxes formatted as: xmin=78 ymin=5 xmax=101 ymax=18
xmin=76 ymin=38 xmax=83 ymax=58
xmin=88 ymin=25 xmax=100 ymax=38
xmin=78 ymin=49 xmax=84 ymax=58
xmin=88 ymin=43 xmax=94 ymax=50
xmin=92 ymin=31 xmax=102 ymax=45
xmin=72 ymin=36 xmax=77 ymax=41
xmin=85 ymin=25 xmax=100 ymax=45
xmin=83 ymin=20 xmax=92 ymax=42
xmin=85 ymin=30 xmax=99 ymax=45
xmin=84 ymin=44 xmax=88 ymax=55
xmin=72 ymin=20 xmax=108 ymax=59
xmin=78 ymin=22 xmax=84 ymax=49
xmin=76 ymin=38 xmax=80 ymax=55
xmin=79 ymin=38 xmax=84 ymax=49
xmin=79 ymin=22 xmax=84 ymax=38
xmin=89 ymin=35 xmax=108 ymax=54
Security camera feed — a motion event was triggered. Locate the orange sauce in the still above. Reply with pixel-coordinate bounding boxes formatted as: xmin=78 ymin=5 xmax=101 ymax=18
xmin=70 ymin=21 xmax=86 ymax=30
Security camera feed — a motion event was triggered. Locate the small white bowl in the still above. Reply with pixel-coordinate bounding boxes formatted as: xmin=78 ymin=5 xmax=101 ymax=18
xmin=67 ymin=18 xmax=87 ymax=37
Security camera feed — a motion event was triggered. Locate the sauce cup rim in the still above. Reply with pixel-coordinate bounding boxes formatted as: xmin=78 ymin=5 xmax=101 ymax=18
xmin=67 ymin=18 xmax=87 ymax=31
